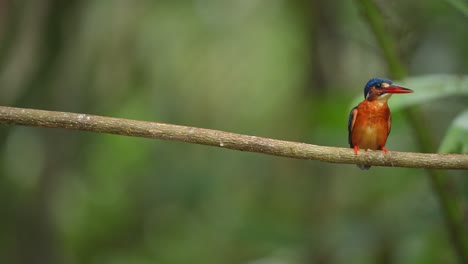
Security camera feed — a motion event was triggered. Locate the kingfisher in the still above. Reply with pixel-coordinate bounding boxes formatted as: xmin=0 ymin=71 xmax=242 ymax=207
xmin=348 ymin=78 xmax=413 ymax=169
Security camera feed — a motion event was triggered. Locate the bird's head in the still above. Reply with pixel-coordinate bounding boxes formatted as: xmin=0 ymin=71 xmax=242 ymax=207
xmin=364 ymin=78 xmax=413 ymax=102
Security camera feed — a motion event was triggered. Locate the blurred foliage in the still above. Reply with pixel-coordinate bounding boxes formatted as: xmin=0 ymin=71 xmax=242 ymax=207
xmin=445 ymin=0 xmax=468 ymax=18
xmin=0 ymin=1 xmax=467 ymax=264
xmin=439 ymin=110 xmax=468 ymax=154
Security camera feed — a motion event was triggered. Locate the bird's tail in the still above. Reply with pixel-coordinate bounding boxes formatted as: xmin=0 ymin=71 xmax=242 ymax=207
xmin=357 ymin=164 xmax=371 ymax=170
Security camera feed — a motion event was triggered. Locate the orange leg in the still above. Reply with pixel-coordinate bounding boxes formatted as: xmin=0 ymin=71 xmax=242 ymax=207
xmin=380 ymin=146 xmax=389 ymax=153
xmin=353 ymin=145 xmax=359 ymax=155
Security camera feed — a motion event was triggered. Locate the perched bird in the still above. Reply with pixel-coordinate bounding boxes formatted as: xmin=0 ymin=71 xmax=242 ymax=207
xmin=348 ymin=78 xmax=413 ymax=170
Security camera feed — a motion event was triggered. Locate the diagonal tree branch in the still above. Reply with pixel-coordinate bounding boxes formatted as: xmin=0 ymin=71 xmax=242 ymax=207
xmin=0 ymin=106 xmax=467 ymax=170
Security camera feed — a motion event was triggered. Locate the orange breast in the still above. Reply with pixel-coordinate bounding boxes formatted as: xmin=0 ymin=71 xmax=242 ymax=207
xmin=351 ymin=101 xmax=391 ymax=150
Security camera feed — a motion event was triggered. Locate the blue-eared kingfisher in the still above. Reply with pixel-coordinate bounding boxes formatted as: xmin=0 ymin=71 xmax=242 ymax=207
xmin=348 ymin=78 xmax=413 ymax=170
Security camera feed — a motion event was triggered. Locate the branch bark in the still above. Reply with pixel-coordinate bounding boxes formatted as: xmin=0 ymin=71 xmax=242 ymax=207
xmin=0 ymin=106 xmax=467 ymax=170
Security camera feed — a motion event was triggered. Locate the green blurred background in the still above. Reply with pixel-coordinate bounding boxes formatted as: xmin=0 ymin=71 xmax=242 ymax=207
xmin=0 ymin=1 xmax=467 ymax=264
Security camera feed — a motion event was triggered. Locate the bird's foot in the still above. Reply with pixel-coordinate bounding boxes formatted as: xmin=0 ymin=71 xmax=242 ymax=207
xmin=380 ymin=146 xmax=389 ymax=153
xmin=353 ymin=145 xmax=359 ymax=155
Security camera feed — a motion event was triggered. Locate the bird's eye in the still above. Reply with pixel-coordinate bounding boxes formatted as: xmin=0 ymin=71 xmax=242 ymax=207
xmin=375 ymin=83 xmax=382 ymax=88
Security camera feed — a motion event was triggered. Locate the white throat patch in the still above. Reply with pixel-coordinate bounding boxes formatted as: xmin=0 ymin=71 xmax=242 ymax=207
xmin=378 ymin=93 xmax=393 ymax=101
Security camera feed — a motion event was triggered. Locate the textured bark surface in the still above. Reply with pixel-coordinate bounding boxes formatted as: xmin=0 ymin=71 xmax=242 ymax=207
xmin=1 ymin=106 xmax=467 ymax=169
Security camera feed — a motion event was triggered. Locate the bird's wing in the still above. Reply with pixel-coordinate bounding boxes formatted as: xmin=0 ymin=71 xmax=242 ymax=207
xmin=348 ymin=106 xmax=358 ymax=147
xmin=387 ymin=113 xmax=392 ymax=136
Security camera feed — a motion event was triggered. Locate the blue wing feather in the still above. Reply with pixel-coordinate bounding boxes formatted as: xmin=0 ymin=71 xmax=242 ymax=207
xmin=348 ymin=106 xmax=358 ymax=147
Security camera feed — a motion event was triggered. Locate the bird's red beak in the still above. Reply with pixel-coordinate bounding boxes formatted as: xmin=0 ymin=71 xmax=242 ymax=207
xmin=380 ymin=85 xmax=413 ymax=94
